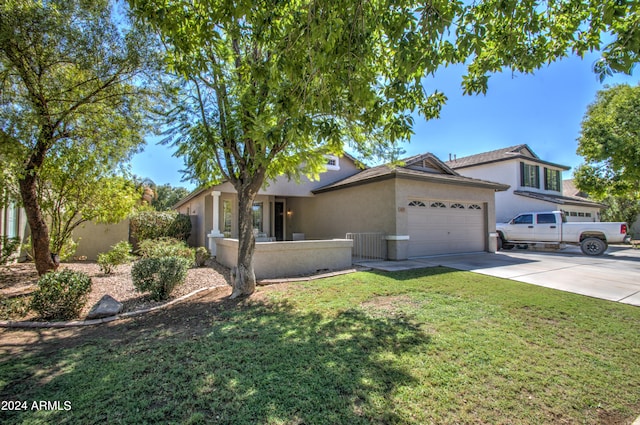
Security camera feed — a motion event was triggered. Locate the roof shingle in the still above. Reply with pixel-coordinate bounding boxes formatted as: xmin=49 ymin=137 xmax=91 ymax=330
xmin=446 ymin=144 xmax=570 ymax=170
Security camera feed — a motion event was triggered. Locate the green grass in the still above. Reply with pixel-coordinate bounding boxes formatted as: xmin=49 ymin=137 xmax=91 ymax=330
xmin=1 ymin=267 xmax=639 ymax=424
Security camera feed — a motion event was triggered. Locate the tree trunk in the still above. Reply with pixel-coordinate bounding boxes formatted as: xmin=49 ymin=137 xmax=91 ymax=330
xmin=229 ymin=182 xmax=261 ymax=298
xmin=18 ymin=172 xmax=56 ymax=275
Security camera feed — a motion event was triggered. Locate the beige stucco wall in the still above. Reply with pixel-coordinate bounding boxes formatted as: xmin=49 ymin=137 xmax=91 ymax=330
xmin=72 ymin=220 xmax=130 ymax=261
xmin=174 ymin=157 xmax=364 ymax=246
xmin=258 ymin=157 xmax=362 ymax=197
xmin=287 ymin=176 xmax=500 ymax=257
xmin=175 ymin=159 xmax=501 ymax=258
xmin=287 ymin=179 xmax=398 ymax=240
xmin=175 ymin=195 xmax=206 ymax=246
xmin=216 ymin=238 xmax=353 ymax=279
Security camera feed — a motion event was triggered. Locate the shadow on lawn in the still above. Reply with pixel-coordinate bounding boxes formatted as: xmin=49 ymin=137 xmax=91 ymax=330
xmin=0 ymin=287 xmax=431 ymax=424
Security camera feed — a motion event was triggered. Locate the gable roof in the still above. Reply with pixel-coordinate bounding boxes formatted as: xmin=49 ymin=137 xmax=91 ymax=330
xmin=446 ymin=144 xmax=570 ymax=171
xmin=313 ymin=153 xmax=509 ymax=194
xmin=172 ymin=153 xmax=366 ymax=209
xmin=563 ymin=179 xmax=589 ymax=198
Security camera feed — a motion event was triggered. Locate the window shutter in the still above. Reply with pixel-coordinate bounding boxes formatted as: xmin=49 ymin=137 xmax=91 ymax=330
xmin=544 ymin=168 xmax=549 ymax=190
xmin=520 ymin=162 xmax=525 ymax=186
xmin=535 ymin=165 xmax=540 ymax=188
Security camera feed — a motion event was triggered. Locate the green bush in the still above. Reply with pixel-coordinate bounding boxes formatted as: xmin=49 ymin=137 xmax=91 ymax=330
xmin=30 ymin=270 xmax=92 ymax=320
xmin=97 ymin=241 xmax=134 ymax=274
xmin=131 ymin=256 xmax=191 ymax=301
xmin=52 ymin=235 xmax=78 ymax=262
xmin=137 ymin=237 xmax=195 ymax=264
xmin=1 ymin=236 xmax=21 ymax=265
xmin=129 ymin=210 xmax=191 ymax=243
xmin=195 ymin=246 xmax=210 ymax=267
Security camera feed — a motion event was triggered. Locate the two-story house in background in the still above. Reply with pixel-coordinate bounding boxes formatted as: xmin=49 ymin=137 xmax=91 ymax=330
xmin=446 ymin=144 xmax=604 ymax=223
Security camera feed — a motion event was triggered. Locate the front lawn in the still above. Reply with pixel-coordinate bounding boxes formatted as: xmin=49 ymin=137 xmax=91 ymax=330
xmin=1 ymin=267 xmax=638 ymax=424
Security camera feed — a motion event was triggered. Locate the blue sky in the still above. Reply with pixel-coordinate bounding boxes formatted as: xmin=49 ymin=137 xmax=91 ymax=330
xmin=130 ymin=51 xmax=638 ymax=191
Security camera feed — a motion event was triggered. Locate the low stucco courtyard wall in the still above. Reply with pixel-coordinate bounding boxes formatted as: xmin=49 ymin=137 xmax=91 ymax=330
xmin=216 ymin=238 xmax=353 ymax=279
xmin=72 ymin=220 xmax=129 ymax=261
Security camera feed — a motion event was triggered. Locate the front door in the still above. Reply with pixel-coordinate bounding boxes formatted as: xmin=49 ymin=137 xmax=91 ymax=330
xmin=274 ymin=201 xmax=284 ymax=241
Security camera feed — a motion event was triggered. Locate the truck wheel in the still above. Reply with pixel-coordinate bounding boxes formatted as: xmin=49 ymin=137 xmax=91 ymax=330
xmin=580 ymin=238 xmax=607 ymax=256
xmin=497 ymin=234 xmax=513 ymax=250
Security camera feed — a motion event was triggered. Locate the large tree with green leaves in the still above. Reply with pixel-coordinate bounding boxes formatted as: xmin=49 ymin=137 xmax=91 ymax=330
xmin=0 ymin=0 xmax=162 ymax=274
xmin=129 ymin=0 xmax=639 ymax=297
xmin=153 ymin=184 xmax=191 ymax=211
xmin=574 ymin=83 xmax=640 ymax=229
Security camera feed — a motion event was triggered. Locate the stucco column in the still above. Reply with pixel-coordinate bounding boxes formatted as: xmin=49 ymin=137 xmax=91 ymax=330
xmin=207 ymin=191 xmax=224 ymax=256
xmin=386 ymin=235 xmax=410 ymax=260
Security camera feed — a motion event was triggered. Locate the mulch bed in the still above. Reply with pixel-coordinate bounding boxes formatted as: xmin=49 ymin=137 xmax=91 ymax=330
xmin=0 ymin=260 xmax=231 ymax=322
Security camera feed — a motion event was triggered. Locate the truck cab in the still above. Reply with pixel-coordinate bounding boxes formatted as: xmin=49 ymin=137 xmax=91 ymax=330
xmin=505 ymin=212 xmax=564 ymax=242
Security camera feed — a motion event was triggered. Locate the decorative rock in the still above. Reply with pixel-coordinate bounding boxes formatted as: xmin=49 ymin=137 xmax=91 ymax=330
xmin=86 ymin=295 xmax=123 ymax=320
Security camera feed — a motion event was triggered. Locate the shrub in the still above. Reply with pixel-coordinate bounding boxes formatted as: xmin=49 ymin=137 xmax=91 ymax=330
xmin=52 ymin=235 xmax=78 ymax=262
xmin=137 ymin=237 xmax=195 ymax=264
xmin=0 ymin=296 xmax=31 ymax=320
xmin=21 ymin=236 xmax=77 ymax=262
xmin=97 ymin=241 xmax=134 ymax=274
xmin=30 ymin=270 xmax=92 ymax=320
xmin=131 ymin=256 xmax=191 ymax=301
xmin=129 ymin=210 xmax=192 ymax=243
xmin=1 ymin=236 xmax=21 ymax=265
xmin=195 ymin=246 xmax=210 ymax=267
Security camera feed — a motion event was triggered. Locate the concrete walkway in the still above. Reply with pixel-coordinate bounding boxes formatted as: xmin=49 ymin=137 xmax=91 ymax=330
xmin=357 ymin=245 xmax=640 ymax=306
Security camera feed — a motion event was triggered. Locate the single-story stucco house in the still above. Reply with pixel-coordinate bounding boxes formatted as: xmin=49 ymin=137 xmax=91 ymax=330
xmin=445 ymin=144 xmax=604 ymax=223
xmin=173 ymin=152 xmax=509 ymax=277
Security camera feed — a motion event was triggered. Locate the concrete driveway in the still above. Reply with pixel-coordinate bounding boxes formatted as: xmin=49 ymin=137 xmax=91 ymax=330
xmin=360 ymin=245 xmax=640 ymax=306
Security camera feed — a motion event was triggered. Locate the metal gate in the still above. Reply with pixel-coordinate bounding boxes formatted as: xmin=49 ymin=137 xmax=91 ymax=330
xmin=346 ymin=232 xmax=387 ymax=261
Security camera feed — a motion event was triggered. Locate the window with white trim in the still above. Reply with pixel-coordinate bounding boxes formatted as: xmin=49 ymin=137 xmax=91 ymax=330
xmin=223 ymin=200 xmax=232 ymax=237
xmin=5 ymin=202 xmax=18 ymax=238
xmin=252 ymin=202 xmax=263 ymax=232
xmin=325 ymin=155 xmax=340 ymax=171
xmin=520 ymin=162 xmax=540 ymax=188
xmin=544 ymin=167 xmax=561 ymax=192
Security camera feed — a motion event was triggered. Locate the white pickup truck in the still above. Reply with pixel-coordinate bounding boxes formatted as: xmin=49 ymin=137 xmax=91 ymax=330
xmin=496 ymin=211 xmax=628 ymax=256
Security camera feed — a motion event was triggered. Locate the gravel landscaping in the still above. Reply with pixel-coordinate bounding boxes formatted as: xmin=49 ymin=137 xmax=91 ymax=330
xmin=0 ymin=260 xmax=231 ymax=322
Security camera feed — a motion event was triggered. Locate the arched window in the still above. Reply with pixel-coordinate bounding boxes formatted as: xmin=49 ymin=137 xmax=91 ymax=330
xmin=430 ymin=202 xmax=446 ymax=208
xmin=450 ymin=203 xmax=465 ymax=209
xmin=408 ymin=200 xmax=426 ymax=207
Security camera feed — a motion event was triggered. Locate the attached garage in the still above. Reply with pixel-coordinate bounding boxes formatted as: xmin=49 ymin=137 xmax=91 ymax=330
xmin=312 ymin=152 xmax=509 ymax=260
xmin=407 ymin=200 xmax=487 ymax=257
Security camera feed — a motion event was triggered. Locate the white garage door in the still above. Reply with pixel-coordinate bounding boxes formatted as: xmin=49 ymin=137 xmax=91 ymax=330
xmin=407 ymin=200 xmax=486 ymax=257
